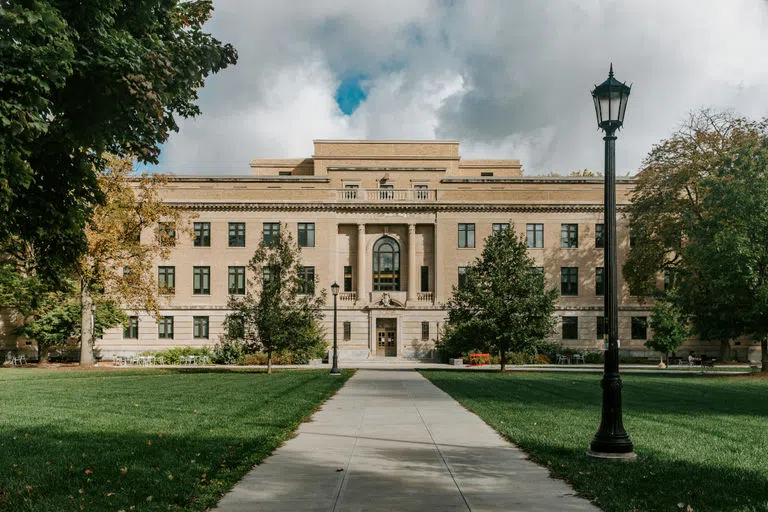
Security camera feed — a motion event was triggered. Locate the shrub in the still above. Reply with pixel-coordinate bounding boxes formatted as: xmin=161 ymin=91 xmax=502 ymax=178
xmin=211 ymin=339 xmax=245 ymax=365
xmin=584 ymin=351 xmax=603 ymax=364
xmin=536 ymin=354 xmax=550 ymax=364
xmin=141 ymin=346 xmax=211 ymax=365
xmin=537 ymin=341 xmax=567 ymax=363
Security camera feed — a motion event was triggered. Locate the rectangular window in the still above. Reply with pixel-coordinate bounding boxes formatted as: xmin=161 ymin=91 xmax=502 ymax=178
xmin=343 ymin=184 xmax=359 ymax=199
xmin=420 ymin=266 xmax=429 ymax=292
xmin=597 ymin=316 xmax=605 ymax=339
xmin=158 ymin=266 xmax=175 ymax=295
xmin=123 ymin=316 xmax=139 ymax=339
xmin=632 ymin=316 xmax=648 ymax=340
xmin=193 ymin=316 xmax=209 ymax=339
xmin=480 ymin=171 xmax=494 ymax=177
xmin=343 ymin=321 xmax=351 ymax=340
xmin=492 ymin=223 xmax=510 ymax=233
xmin=526 ymin=223 xmax=544 ymax=248
xmin=193 ymin=266 xmax=210 ymax=295
xmin=458 ymin=223 xmax=475 ymax=248
xmin=228 ymin=222 xmax=246 ymax=247
xmin=278 ymin=171 xmax=291 ymax=176
xmin=158 ymin=316 xmax=174 ymax=339
xmin=664 ymin=269 xmax=676 ymax=291
xmin=379 ymin=184 xmax=394 ymax=200
xmin=562 ymin=316 xmax=578 ymax=340
xmin=298 ymin=223 xmax=315 ymax=248
xmin=595 ymin=223 xmax=604 ymax=249
xmin=413 ymin=184 xmax=429 ymax=200
xmin=263 ymin=222 xmax=280 ymax=246
xmin=228 ymin=266 xmax=246 ymax=295
xmin=421 ymin=321 xmax=430 ymax=340
xmin=458 ymin=267 xmax=468 ymax=289
xmin=560 ymin=267 xmax=578 ymax=296
xmin=194 ymin=222 xmax=210 ymax=247
xmin=532 ymin=266 xmax=544 ymax=276
xmin=300 ymin=266 xmax=315 ymax=294
xmin=263 ymin=266 xmax=272 ymax=283
xmin=561 ymin=224 xmax=578 ymax=248
xmin=596 ymin=267 xmax=604 ymax=296
xmin=158 ymin=222 xmax=176 ymax=247
xmin=343 ymin=266 xmax=353 ymax=292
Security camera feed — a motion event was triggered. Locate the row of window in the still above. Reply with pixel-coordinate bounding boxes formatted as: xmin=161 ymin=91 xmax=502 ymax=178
xmin=125 ymin=316 xmax=434 ymax=341
xmin=562 ymin=316 xmax=648 ymax=340
xmin=157 ymin=265 xmax=315 ymax=295
xmin=159 ymin=222 xmax=316 ymax=248
xmin=457 ymin=223 xmax=634 ymax=249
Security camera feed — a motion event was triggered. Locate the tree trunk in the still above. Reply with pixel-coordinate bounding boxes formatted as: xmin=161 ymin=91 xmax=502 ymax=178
xmin=500 ymin=348 xmax=506 ymax=373
xmin=761 ymin=336 xmax=767 ymax=373
xmin=80 ymin=284 xmax=94 ymax=367
xmin=39 ymin=345 xmax=49 ymax=364
xmin=719 ymin=339 xmax=731 ymax=362
xmin=267 ymin=349 xmax=272 ymax=375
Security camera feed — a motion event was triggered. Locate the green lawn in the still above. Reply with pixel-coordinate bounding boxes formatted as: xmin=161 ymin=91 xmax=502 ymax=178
xmin=422 ymin=371 xmax=768 ymax=512
xmin=0 ymin=368 xmax=352 ymax=511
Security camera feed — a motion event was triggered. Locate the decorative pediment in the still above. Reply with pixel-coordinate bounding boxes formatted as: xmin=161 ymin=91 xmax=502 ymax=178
xmin=365 ymin=292 xmax=405 ymax=309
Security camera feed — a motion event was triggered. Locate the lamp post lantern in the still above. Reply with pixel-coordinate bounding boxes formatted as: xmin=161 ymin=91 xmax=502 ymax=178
xmin=588 ymin=64 xmax=636 ymax=459
xmin=330 ymin=282 xmax=340 ymax=376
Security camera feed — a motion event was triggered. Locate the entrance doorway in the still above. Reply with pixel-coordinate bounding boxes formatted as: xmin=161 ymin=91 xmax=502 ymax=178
xmin=375 ymin=318 xmax=397 ymax=357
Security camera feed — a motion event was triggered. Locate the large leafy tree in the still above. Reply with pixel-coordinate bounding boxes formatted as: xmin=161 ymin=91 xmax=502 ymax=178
xmin=645 ymin=297 xmax=689 ymax=366
xmin=626 ymin=110 xmax=768 ymax=368
xmin=0 ymin=0 xmax=237 ymax=280
xmin=442 ymin=225 xmax=558 ymax=371
xmin=223 ymin=226 xmax=327 ymax=374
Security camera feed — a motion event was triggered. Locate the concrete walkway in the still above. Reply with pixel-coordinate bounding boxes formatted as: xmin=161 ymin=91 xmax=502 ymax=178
xmin=215 ymin=370 xmax=598 ymax=512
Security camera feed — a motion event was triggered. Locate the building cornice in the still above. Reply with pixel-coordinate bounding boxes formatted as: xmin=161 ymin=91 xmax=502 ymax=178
xmin=162 ymin=176 xmax=330 ymax=183
xmin=442 ymin=177 xmax=635 ymax=184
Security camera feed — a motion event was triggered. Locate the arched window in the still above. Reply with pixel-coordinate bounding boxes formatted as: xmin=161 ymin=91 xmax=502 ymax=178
xmin=372 ymin=237 xmax=400 ymax=291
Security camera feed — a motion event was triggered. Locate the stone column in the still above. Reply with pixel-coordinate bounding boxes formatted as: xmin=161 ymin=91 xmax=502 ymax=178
xmin=357 ymin=223 xmax=367 ymax=301
xmin=407 ymin=224 xmax=417 ymax=302
xmin=433 ymin=220 xmax=442 ymax=303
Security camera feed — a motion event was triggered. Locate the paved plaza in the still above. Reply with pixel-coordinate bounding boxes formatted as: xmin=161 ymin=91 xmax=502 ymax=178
xmin=215 ymin=370 xmax=598 ymax=511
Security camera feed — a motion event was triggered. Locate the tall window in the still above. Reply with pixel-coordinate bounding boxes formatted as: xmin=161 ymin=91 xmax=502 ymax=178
xmin=526 ymin=223 xmax=543 ymax=248
xmin=298 ymin=223 xmax=315 ymax=248
xmin=421 ymin=321 xmax=430 ymax=340
xmin=194 ymin=222 xmax=210 ymax=247
xmin=343 ymin=321 xmax=351 ymax=340
xmin=595 ymin=224 xmax=604 ymax=248
xmin=420 ymin=266 xmax=429 ymax=292
xmin=664 ymin=269 xmax=676 ymax=291
xmin=343 ymin=184 xmax=359 ymax=199
xmin=595 ymin=267 xmax=604 ymax=296
xmin=300 ymin=266 xmax=315 ymax=294
xmin=413 ymin=184 xmax=429 ymax=200
xmin=343 ymin=266 xmax=353 ymax=292
xmin=379 ymin=184 xmax=394 ymax=200
xmin=158 ymin=316 xmax=174 ymax=339
xmin=492 ymin=223 xmax=510 ymax=233
xmin=458 ymin=267 xmax=468 ymax=289
xmin=193 ymin=316 xmax=209 ymax=339
xmin=193 ymin=266 xmax=210 ymax=295
xmin=596 ymin=316 xmax=605 ymax=339
xmin=229 ymin=222 xmax=245 ymax=247
xmin=158 ymin=222 xmax=176 ymax=247
xmin=158 ymin=266 xmax=175 ymax=295
xmin=372 ymin=237 xmax=400 ymax=291
xmin=123 ymin=316 xmax=139 ymax=339
xmin=562 ymin=317 xmax=578 ymax=340
xmin=561 ymin=267 xmax=578 ymax=296
xmin=631 ymin=317 xmax=648 ymax=340
xmin=228 ymin=266 xmax=246 ymax=295
xmin=458 ymin=223 xmax=475 ymax=248
xmin=263 ymin=223 xmax=280 ymax=246
xmin=561 ymin=224 xmax=578 ymax=248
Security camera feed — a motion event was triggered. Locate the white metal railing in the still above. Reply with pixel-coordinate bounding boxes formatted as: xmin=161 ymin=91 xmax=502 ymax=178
xmin=336 ymin=188 xmax=437 ymax=202
xmin=338 ymin=292 xmax=357 ymax=303
xmin=417 ymin=292 xmax=434 ymax=302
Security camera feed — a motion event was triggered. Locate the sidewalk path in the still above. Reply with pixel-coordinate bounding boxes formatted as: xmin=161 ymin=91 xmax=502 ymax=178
xmin=215 ymin=370 xmax=599 ymax=511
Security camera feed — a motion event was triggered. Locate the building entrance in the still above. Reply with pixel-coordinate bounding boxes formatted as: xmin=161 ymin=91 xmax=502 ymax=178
xmin=375 ymin=318 xmax=397 ymax=357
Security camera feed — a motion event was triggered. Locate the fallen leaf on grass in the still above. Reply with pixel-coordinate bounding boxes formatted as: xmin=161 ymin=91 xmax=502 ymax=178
xmin=84 ymin=468 xmax=93 ymax=475
xmin=120 ymin=467 xmax=128 ymax=478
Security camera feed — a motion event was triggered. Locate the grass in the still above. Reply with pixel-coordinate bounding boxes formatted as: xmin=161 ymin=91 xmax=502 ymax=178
xmin=0 ymin=367 xmax=352 ymax=511
xmin=421 ymin=370 xmax=768 ymax=512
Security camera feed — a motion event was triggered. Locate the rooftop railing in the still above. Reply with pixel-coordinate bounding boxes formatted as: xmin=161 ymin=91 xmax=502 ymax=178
xmin=336 ymin=188 xmax=437 ymax=202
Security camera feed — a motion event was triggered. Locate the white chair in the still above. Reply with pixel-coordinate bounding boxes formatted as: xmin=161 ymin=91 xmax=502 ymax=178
xmin=556 ymin=354 xmax=569 ymax=365
xmin=572 ymin=354 xmax=585 ymax=364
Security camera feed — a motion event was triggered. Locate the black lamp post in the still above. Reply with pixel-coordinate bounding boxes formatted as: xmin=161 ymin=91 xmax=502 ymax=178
xmin=330 ymin=282 xmax=340 ymax=375
xmin=588 ymin=64 xmax=636 ymax=459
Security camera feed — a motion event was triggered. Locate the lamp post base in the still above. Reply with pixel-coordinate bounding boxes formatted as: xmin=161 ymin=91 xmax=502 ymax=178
xmin=330 ymin=370 xmax=341 ymax=376
xmin=587 ymin=450 xmax=637 ymax=461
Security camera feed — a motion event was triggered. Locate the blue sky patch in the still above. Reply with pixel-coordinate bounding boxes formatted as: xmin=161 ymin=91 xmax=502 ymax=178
xmin=335 ymin=74 xmax=368 ymax=115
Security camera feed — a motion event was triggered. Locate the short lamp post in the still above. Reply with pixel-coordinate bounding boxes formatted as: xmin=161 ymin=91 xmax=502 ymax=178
xmin=330 ymin=282 xmax=340 ymax=376
xmin=588 ymin=64 xmax=636 ymax=459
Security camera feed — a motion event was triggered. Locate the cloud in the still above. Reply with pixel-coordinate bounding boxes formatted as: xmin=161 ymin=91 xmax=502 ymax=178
xmin=153 ymin=0 xmax=768 ymax=176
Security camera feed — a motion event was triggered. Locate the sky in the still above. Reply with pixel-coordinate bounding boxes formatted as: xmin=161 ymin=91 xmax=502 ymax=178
xmin=145 ymin=0 xmax=768 ymax=176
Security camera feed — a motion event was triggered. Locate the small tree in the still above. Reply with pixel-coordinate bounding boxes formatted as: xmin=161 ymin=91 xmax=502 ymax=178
xmin=645 ymin=297 xmax=689 ymax=366
xmin=442 ymin=224 xmax=558 ymax=371
xmin=222 ymin=225 xmax=326 ymax=374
